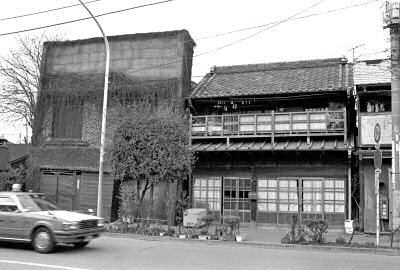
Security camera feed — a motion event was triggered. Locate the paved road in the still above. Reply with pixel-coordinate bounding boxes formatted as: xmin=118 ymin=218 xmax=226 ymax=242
xmin=0 ymin=235 xmax=398 ymax=270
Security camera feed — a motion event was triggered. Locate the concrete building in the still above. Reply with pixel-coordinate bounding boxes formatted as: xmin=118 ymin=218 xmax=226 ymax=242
xmin=31 ymin=30 xmax=195 ymax=220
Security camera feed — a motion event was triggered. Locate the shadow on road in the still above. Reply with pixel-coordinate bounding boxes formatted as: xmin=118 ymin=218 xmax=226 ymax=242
xmin=0 ymin=241 xmax=100 ymax=254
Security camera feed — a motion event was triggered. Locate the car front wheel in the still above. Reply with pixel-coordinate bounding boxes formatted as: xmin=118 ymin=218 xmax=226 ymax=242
xmin=32 ymin=227 xmax=55 ymax=253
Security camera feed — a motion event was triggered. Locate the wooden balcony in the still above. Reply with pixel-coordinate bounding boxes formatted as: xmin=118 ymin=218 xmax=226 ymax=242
xmin=190 ymin=109 xmax=347 ymax=145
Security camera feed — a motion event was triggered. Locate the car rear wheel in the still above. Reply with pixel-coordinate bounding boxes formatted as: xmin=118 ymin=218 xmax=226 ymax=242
xmin=32 ymin=227 xmax=55 ymax=253
xmin=73 ymin=241 xmax=89 ymax=248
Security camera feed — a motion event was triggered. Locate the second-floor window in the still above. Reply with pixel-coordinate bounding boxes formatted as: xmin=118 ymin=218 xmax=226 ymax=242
xmin=52 ymin=97 xmax=83 ymax=139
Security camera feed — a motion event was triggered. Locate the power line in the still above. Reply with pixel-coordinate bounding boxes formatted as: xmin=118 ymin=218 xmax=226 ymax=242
xmin=0 ymin=0 xmax=101 ymax=22
xmin=194 ymin=0 xmax=325 ymax=58
xmin=0 ymin=0 xmax=381 ymax=83
xmin=0 ymin=0 xmax=174 ymax=37
xmin=124 ymin=0 xmax=326 ymax=72
xmin=196 ymin=0 xmax=380 ymax=41
xmin=133 ymin=0 xmax=380 ymax=75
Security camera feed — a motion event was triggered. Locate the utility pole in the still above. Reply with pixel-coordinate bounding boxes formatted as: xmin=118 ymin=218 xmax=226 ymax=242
xmin=382 ymin=1 xmax=400 ymax=230
xmin=348 ymin=44 xmax=365 ymax=62
xmin=78 ymin=0 xmax=110 ymax=217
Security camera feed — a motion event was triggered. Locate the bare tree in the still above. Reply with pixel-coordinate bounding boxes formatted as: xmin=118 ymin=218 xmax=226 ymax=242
xmin=0 ymin=33 xmax=62 ymax=134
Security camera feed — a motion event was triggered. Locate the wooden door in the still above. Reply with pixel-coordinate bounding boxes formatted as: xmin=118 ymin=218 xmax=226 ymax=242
xmin=223 ymin=177 xmax=251 ymax=222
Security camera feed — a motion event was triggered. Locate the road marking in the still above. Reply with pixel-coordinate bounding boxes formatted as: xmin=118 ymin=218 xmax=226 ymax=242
xmin=0 ymin=260 xmax=91 ymax=270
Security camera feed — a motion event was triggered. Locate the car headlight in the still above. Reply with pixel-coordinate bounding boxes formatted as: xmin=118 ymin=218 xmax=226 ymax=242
xmin=97 ymin=219 xmax=105 ymax=227
xmin=62 ymin=221 xmax=79 ymax=230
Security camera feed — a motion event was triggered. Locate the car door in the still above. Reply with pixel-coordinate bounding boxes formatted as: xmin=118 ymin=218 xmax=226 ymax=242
xmin=0 ymin=195 xmax=20 ymax=239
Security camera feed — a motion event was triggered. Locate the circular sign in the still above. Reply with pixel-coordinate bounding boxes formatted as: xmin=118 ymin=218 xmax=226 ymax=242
xmin=374 ymin=147 xmax=382 ymax=169
xmin=374 ymin=123 xmax=381 ymax=144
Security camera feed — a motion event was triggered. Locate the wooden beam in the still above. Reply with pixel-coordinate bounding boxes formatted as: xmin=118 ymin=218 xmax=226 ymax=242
xmin=214 ymin=142 xmax=223 ymax=150
xmin=190 ymin=143 xmax=201 ymax=150
xmin=296 ymin=140 xmax=301 ymax=150
xmin=248 ymin=141 xmax=255 ymax=149
xmin=235 ymin=142 xmax=244 ymax=150
xmin=259 ymin=141 xmax=267 ymax=150
xmin=283 ymin=141 xmax=289 ymax=150
xmin=272 ymin=142 xmax=277 ymax=150
xmin=202 ymin=143 xmax=213 ymax=150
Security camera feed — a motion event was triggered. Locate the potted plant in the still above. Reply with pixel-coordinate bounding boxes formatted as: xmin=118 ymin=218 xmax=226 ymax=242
xmin=198 ymin=228 xmax=209 ymax=240
xmin=198 ymin=215 xmax=214 ymax=240
xmin=222 ymin=216 xmax=240 ymax=241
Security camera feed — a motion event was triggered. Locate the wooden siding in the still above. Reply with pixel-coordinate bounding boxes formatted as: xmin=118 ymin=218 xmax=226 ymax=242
xmin=80 ymin=172 xmax=114 ymax=219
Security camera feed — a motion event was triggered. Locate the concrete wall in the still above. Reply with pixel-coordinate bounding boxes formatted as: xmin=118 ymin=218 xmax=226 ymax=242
xmin=37 ymin=30 xmax=195 ymax=162
xmin=81 ymin=102 xmax=120 ymax=148
xmin=33 ymin=31 xmax=194 ymax=220
xmin=44 ymin=34 xmax=186 ymax=81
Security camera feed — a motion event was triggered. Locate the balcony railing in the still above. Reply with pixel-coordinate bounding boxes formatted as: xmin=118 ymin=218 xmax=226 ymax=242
xmin=190 ymin=109 xmax=346 ymax=143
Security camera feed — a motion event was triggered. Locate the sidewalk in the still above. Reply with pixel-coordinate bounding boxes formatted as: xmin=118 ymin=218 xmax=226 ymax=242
xmin=239 ymin=223 xmax=400 ymax=249
xmin=105 ymin=223 xmax=400 ymax=256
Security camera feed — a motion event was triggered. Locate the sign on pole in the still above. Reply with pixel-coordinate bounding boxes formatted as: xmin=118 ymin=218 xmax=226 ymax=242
xmin=374 ymin=123 xmax=381 ymax=144
xmin=374 ymin=123 xmax=381 ymax=247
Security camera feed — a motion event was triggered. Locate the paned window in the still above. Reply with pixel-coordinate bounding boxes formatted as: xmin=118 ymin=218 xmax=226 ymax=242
xmin=238 ymin=178 xmax=251 ymax=211
xmin=257 ymin=179 xmax=277 ymax=211
xmin=324 ymin=178 xmax=345 ymax=213
xmin=193 ymin=177 xmax=221 ymax=210
xmin=278 ymin=178 xmax=298 ymax=212
xmin=302 ymin=178 xmax=323 ymax=212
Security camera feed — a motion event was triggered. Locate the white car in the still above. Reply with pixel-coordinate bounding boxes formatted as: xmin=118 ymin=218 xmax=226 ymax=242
xmin=0 ymin=191 xmax=105 ymax=253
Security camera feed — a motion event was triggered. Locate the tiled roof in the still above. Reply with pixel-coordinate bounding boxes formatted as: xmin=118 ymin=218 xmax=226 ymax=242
xmin=189 ymin=139 xmax=347 ymax=152
xmin=353 ymin=59 xmax=391 ymax=85
xmin=191 ymin=58 xmax=351 ymax=99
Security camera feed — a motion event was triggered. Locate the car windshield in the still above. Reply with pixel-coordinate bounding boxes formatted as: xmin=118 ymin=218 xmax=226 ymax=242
xmin=17 ymin=194 xmax=59 ymax=212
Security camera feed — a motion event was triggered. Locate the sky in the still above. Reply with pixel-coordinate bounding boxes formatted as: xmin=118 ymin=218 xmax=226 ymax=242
xmin=0 ymin=0 xmax=390 ymax=143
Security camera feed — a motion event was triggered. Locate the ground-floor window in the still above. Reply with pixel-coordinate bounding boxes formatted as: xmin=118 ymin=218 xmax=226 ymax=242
xmin=193 ymin=176 xmax=345 ymax=225
xmin=257 ymin=177 xmax=345 ymax=225
xmin=193 ymin=177 xmax=221 ymax=220
xmin=302 ymin=178 xmax=323 ymax=213
xmin=324 ymin=178 xmax=345 ymax=213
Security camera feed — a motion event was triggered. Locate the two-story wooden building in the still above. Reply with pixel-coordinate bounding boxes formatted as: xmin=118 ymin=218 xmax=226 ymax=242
xmin=353 ymin=59 xmax=392 ymax=232
xmin=189 ymin=58 xmax=354 ymax=227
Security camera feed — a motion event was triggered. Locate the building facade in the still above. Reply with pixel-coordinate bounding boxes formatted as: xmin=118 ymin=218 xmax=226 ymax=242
xmin=353 ymin=59 xmax=392 ymax=232
xmin=189 ymin=58 xmax=354 ymax=227
xmin=31 ymin=30 xmax=195 ymax=220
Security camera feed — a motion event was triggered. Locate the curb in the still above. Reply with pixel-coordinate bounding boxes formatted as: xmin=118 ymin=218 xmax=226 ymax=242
xmin=103 ymin=233 xmax=400 ymax=256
